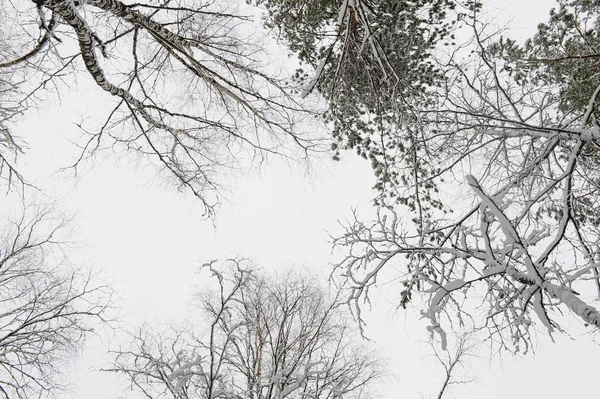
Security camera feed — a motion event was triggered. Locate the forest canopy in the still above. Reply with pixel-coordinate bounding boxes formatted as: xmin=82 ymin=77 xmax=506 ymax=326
xmin=1 ymin=0 xmax=600 ymax=397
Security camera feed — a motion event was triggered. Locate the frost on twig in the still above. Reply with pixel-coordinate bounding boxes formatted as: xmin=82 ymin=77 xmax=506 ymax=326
xmin=331 ymin=92 xmax=600 ymax=354
xmin=108 ymin=260 xmax=383 ymax=399
xmin=329 ymin=7 xmax=600 ymax=352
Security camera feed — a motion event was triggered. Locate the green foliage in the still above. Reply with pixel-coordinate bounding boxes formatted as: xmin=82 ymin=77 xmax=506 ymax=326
xmin=255 ymin=0 xmax=466 ymax=223
xmin=490 ymin=0 xmax=600 ymax=116
xmin=254 ymin=0 xmax=339 ymax=64
xmin=489 ymin=0 xmax=600 ymax=227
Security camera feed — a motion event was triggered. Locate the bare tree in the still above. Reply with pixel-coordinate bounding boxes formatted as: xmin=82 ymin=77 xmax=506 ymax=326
xmin=0 ymin=0 xmax=320 ymax=213
xmin=431 ymin=334 xmax=477 ymax=399
xmin=330 ymin=2 xmax=600 ymax=353
xmin=0 ymin=199 xmax=113 ymax=398
xmin=0 ymin=77 xmax=24 ymax=189
xmin=107 ymin=259 xmax=383 ymax=399
xmin=0 ymin=17 xmax=26 ymax=189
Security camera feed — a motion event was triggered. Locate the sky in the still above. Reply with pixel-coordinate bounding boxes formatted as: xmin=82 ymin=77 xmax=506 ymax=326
xmin=7 ymin=0 xmax=600 ymax=398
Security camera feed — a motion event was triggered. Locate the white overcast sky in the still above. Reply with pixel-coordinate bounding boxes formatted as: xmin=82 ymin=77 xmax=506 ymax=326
xmin=10 ymin=0 xmax=600 ymax=398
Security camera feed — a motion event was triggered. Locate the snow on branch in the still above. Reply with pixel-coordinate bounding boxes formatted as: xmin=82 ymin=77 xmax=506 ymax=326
xmin=109 ymin=260 xmax=383 ymax=399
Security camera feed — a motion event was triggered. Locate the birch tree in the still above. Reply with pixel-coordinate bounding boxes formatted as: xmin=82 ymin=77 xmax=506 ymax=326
xmin=0 ymin=200 xmax=112 ymax=398
xmin=107 ymin=260 xmax=382 ymax=399
xmin=0 ymin=0 xmax=318 ymax=214
xmin=326 ymin=0 xmax=600 ymax=352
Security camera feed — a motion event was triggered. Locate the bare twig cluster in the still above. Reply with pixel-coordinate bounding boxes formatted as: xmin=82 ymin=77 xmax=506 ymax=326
xmin=107 ymin=260 xmax=383 ymax=399
xmin=1 ymin=0 xmax=321 ymax=214
xmin=0 ymin=201 xmax=113 ymax=398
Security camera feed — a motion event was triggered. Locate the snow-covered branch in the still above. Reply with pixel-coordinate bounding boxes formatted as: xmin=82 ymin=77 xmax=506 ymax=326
xmin=109 ymin=260 xmax=383 ymax=399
